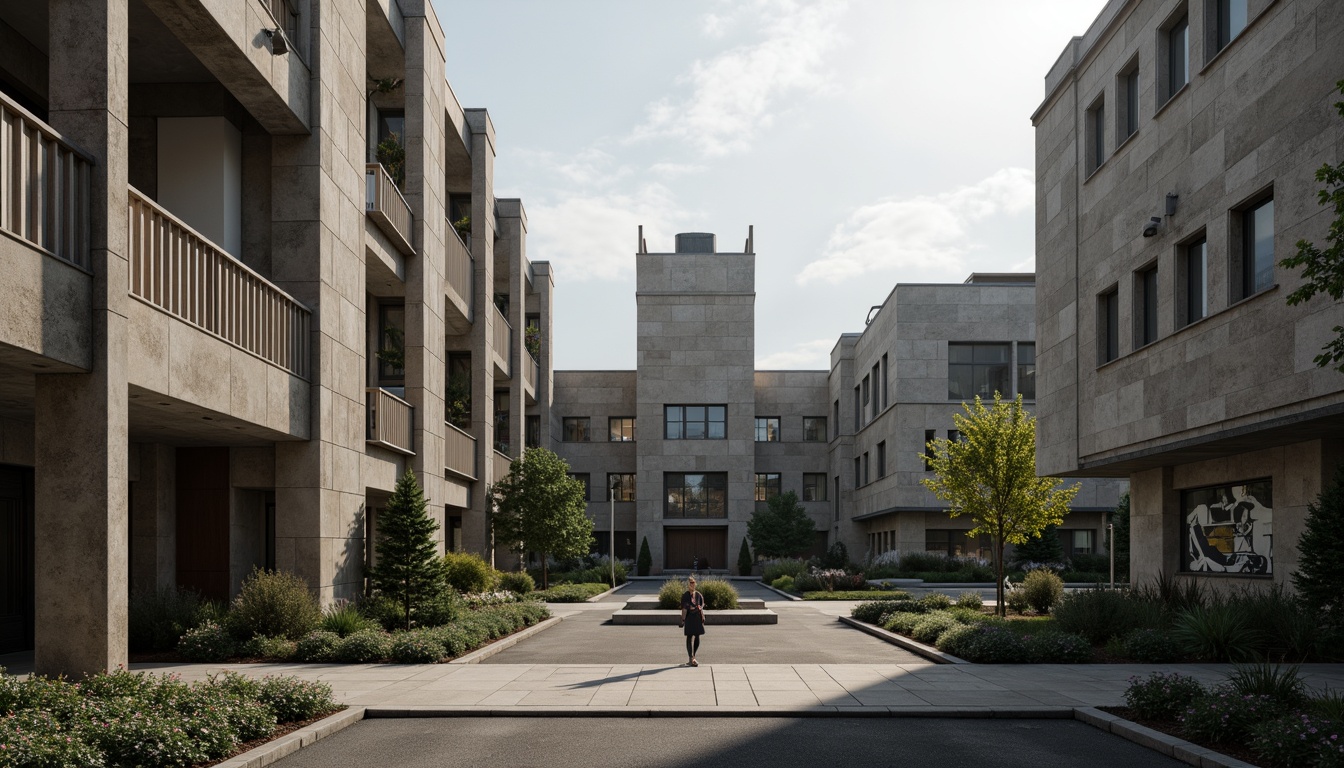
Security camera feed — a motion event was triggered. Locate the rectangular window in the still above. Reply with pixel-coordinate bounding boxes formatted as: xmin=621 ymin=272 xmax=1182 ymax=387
xmin=1017 ymin=343 xmax=1036 ymax=400
xmin=1135 ymin=264 xmax=1159 ymax=348
xmin=853 ymin=386 xmax=861 ymax=429
xmin=377 ymin=303 xmax=405 ymax=382
xmin=876 ymin=441 xmax=886 ymax=478
xmin=1166 ymin=14 xmax=1190 ymax=101
xmin=802 ymin=473 xmax=827 ymax=502
xmin=803 ymin=417 xmax=827 ymax=442
xmin=862 ymin=452 xmax=870 ymax=486
xmin=1180 ymin=478 xmax=1273 ymax=575
xmin=1069 ymin=529 xmax=1097 ymax=556
xmin=881 ymin=353 xmax=889 ymax=408
xmin=568 ymin=473 xmax=590 ymax=502
xmin=948 ymin=429 xmax=961 ymax=444
xmin=1181 ymin=235 xmax=1208 ymax=326
xmin=526 ymin=415 xmax=540 ymax=449
xmin=562 ymin=417 xmax=591 ymax=442
xmin=607 ymin=472 xmax=636 ymax=502
xmin=664 ymin=405 xmax=726 ymax=440
xmin=1119 ymin=65 xmax=1140 ymax=141
xmin=948 ymin=342 xmax=1011 ymax=400
xmin=664 ymin=473 xmax=727 ymax=519
xmin=833 ymin=477 xmax=840 ymax=521
xmin=1099 ymin=287 xmax=1120 ymax=364
xmin=608 ymin=417 xmax=635 ymax=442
xmin=861 ymin=376 xmax=871 ymax=419
xmin=925 ymin=529 xmax=992 ymax=559
xmin=1215 ymin=0 xmax=1247 ymax=53
xmin=1240 ymin=197 xmax=1275 ymax=298
xmin=871 ymin=363 xmax=881 ymax=418
xmin=754 ymin=473 xmax=782 ymax=502
xmin=854 ymin=457 xmax=861 ymax=489
xmin=832 ymin=401 xmax=840 ymax=439
xmin=923 ymin=430 xmax=936 ymax=471
xmin=754 ymin=417 xmax=781 ymax=442
xmin=1087 ymin=96 xmax=1106 ymax=173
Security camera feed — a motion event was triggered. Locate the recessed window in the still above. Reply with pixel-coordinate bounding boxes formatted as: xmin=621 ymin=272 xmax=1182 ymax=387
xmin=1069 ymin=529 xmax=1097 ymax=556
xmin=862 ymin=452 xmax=870 ymax=486
xmin=923 ymin=430 xmax=936 ymax=471
xmin=562 ymin=417 xmax=590 ymax=442
xmin=1017 ymin=343 xmax=1036 ymax=400
xmin=1236 ymin=196 xmax=1275 ymax=299
xmin=608 ymin=417 xmax=635 ymax=442
xmin=853 ymin=386 xmax=861 ymax=429
xmin=754 ymin=473 xmax=781 ymax=502
xmin=526 ymin=415 xmax=539 ymax=449
xmin=1179 ymin=235 xmax=1208 ymax=327
xmin=1099 ymin=287 xmax=1120 ymax=364
xmin=832 ymin=400 xmax=839 ymax=439
xmin=803 ymin=417 xmax=827 ymax=442
xmin=876 ymin=441 xmax=886 ymax=479
xmin=948 ymin=429 xmax=961 ymax=444
xmin=754 ymin=417 xmax=780 ymax=442
xmin=1163 ymin=13 xmax=1190 ymax=102
xmin=608 ymin=472 xmax=636 ymax=502
xmin=1118 ymin=64 xmax=1140 ymax=141
xmin=568 ymin=473 xmax=590 ymax=501
xmin=881 ymin=353 xmax=889 ymax=408
xmin=871 ymin=362 xmax=881 ymax=419
xmin=1087 ymin=95 xmax=1106 ymax=173
xmin=1135 ymin=264 xmax=1159 ymax=348
xmin=377 ymin=303 xmax=405 ymax=383
xmin=948 ymin=343 xmax=1011 ymax=400
xmin=861 ymin=375 xmax=871 ymax=422
xmin=854 ymin=457 xmax=861 ymax=489
xmin=665 ymin=472 xmax=727 ymax=519
xmin=803 ymin=473 xmax=827 ymax=501
xmin=664 ymin=405 xmax=726 ymax=440
xmin=1213 ymin=0 xmax=1247 ymax=54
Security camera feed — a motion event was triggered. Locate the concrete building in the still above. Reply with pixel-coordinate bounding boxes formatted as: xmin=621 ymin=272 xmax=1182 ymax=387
xmin=1032 ymin=0 xmax=1344 ymax=588
xmin=0 ymin=0 xmax=551 ymax=673
xmin=553 ymin=235 xmax=1123 ymax=574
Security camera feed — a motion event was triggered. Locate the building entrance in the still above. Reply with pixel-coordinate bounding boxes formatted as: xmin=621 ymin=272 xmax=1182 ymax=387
xmin=0 ymin=465 xmax=34 ymax=654
xmin=664 ymin=527 xmax=727 ymax=571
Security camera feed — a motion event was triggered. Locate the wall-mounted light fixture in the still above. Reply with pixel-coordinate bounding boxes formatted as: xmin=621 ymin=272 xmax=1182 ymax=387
xmin=1165 ymin=193 xmax=1179 ymax=216
xmin=1142 ymin=216 xmax=1162 ymax=238
xmin=263 ymin=28 xmax=288 ymax=55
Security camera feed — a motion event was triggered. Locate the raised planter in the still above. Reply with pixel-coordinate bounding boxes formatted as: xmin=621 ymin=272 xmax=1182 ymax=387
xmin=612 ymin=609 xmax=778 ymax=625
xmin=621 ymin=596 xmax=765 ymax=610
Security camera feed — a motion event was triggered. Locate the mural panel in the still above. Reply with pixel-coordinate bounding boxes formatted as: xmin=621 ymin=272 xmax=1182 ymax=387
xmin=1181 ymin=479 xmax=1273 ymax=575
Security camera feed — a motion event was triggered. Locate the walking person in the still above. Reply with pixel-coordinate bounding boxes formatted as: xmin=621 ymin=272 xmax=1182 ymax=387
xmin=679 ymin=576 xmax=706 ymax=666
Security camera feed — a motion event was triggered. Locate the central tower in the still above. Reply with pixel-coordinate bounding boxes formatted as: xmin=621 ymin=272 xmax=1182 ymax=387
xmin=634 ymin=229 xmax=756 ymax=572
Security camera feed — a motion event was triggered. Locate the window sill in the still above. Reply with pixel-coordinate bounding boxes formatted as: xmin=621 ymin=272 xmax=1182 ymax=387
xmin=1198 ymin=0 xmax=1279 ymax=76
xmin=1114 ymin=128 xmax=1139 ymax=154
xmin=1153 ymin=84 xmax=1189 ymax=119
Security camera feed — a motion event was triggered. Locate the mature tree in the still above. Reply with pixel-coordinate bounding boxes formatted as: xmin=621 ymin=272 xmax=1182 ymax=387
xmin=1012 ymin=523 xmax=1064 ymax=567
xmin=489 ymin=448 xmax=592 ymax=589
xmin=1279 ymin=79 xmax=1344 ymax=372
xmin=368 ymin=469 xmax=446 ymax=629
xmin=921 ymin=394 xmax=1079 ymax=616
xmin=637 ymin=536 xmax=652 ymax=577
xmin=1108 ymin=492 xmax=1131 ymax=582
xmin=737 ymin=538 xmax=754 ymax=577
xmin=1293 ymin=463 xmax=1344 ymax=626
xmin=748 ymin=491 xmax=816 ymax=559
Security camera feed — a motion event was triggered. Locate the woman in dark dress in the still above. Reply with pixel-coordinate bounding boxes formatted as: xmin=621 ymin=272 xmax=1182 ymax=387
xmin=679 ymin=576 xmax=706 ymax=666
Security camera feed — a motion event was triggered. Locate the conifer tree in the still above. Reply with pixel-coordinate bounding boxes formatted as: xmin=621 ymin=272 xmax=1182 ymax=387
xmin=737 ymin=538 xmax=754 ymax=576
xmin=637 ymin=536 xmax=652 ymax=577
xmin=368 ymin=469 xmax=446 ymax=630
xmin=1294 ymin=464 xmax=1344 ymax=624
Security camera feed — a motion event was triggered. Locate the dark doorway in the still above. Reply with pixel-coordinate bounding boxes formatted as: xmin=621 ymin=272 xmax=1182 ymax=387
xmin=664 ymin=527 xmax=727 ymax=570
xmin=176 ymin=448 xmax=229 ymax=601
xmin=0 ymin=465 xmax=34 ymax=653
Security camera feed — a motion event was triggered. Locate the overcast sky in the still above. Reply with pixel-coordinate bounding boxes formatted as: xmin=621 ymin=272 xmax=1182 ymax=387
xmin=434 ymin=0 xmax=1108 ymax=371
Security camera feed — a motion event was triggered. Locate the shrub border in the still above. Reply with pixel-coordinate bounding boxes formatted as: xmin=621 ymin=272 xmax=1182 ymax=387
xmin=837 ymin=615 xmax=968 ymax=664
xmin=212 ymin=707 xmax=365 ymax=768
xmin=448 ymin=615 xmax=565 ymax=664
xmin=1073 ymin=707 xmax=1257 ymax=768
xmin=584 ymin=582 xmax=630 ymax=603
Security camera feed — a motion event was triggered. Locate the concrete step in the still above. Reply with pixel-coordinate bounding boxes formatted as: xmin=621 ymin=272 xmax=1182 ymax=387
xmin=611 ymin=609 xmax=778 ymax=625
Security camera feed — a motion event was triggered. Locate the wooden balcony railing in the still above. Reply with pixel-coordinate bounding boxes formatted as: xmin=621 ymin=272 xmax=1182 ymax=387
xmin=444 ymin=421 xmax=476 ymax=479
xmin=445 ymin=224 xmax=472 ymax=311
xmin=366 ymin=387 xmax=415 ymax=455
xmin=492 ymin=449 xmax=512 ymax=481
xmin=365 ymin=163 xmax=414 ymax=255
xmin=128 ymin=187 xmax=311 ymax=378
xmin=0 ymin=90 xmax=92 ymax=270
xmin=492 ymin=305 xmax=511 ymax=375
xmin=524 ymin=351 xmax=538 ymax=393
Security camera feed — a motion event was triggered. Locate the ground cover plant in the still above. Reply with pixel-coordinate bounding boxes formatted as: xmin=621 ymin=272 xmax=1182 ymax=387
xmin=529 ymin=583 xmax=609 ymax=602
xmin=0 ymin=667 xmax=339 ymax=768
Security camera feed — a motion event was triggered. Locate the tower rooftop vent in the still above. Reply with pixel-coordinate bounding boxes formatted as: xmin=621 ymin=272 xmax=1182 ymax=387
xmin=675 ymin=233 xmax=716 ymax=253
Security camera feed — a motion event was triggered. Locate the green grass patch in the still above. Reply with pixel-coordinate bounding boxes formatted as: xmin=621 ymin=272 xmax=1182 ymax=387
xmin=528 ymin=583 xmax=609 ymax=602
xmin=803 ymin=589 xmax=911 ymax=600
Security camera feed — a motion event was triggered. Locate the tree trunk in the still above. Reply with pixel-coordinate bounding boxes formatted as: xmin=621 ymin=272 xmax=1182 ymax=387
xmin=541 ymin=552 xmax=549 ymax=590
xmin=995 ymin=537 xmax=1006 ymax=618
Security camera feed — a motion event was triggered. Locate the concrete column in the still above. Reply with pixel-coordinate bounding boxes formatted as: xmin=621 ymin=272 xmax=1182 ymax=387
xmin=130 ymin=444 xmax=175 ymax=592
xmin=1129 ymin=466 xmax=1179 ymax=585
xmin=402 ymin=2 xmax=448 ymax=549
xmin=464 ymin=109 xmax=496 ymax=559
xmin=35 ymin=0 xmax=130 ymax=676
xmin=499 ymin=201 xmax=527 ymax=463
xmin=533 ymin=263 xmax=556 ymax=448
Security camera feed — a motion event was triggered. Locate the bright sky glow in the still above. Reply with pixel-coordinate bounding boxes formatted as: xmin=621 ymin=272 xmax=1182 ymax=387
xmin=436 ymin=0 xmax=1109 ymax=370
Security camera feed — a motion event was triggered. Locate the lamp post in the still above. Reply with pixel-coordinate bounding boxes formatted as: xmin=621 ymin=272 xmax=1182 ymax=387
xmin=1108 ymin=522 xmax=1115 ymax=589
xmin=609 ymin=477 xmax=619 ymax=588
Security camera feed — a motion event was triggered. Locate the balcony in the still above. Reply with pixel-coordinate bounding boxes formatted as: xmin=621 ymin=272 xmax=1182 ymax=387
xmin=444 ymin=421 xmax=476 ymax=479
xmin=491 ymin=305 xmax=511 ymax=378
xmin=365 ymin=163 xmax=414 ymax=255
xmin=0 ymin=91 xmax=92 ymax=270
xmin=445 ymin=225 xmax=473 ymax=330
xmin=127 ymin=188 xmax=311 ymax=378
xmin=492 ymin=449 xmax=512 ymax=481
xmin=366 ymin=387 xmax=415 ymax=455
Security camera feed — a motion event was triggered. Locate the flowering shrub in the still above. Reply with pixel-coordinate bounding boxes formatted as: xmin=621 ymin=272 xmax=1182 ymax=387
xmin=869 ymin=550 xmax=902 ymax=568
xmin=257 ymin=676 xmax=337 ymax=722
xmin=177 ymin=621 xmax=236 ymax=662
xmin=1024 ymin=632 xmax=1092 ymax=663
xmin=293 ymin=630 xmax=341 ymax=663
xmin=1251 ymin=712 xmax=1344 ymax=767
xmin=1124 ymin=672 xmax=1206 ymax=721
xmin=0 ymin=709 xmax=104 ymax=768
xmin=334 ymin=630 xmax=395 ymax=663
xmin=240 ymin=634 xmax=298 ymax=661
xmin=955 ymin=591 xmax=984 ymax=610
xmin=852 ymin=599 xmax=928 ymax=625
xmin=955 ymin=626 xmax=1030 ymax=663
xmin=919 ymin=593 xmax=954 ymax=610
xmin=793 ymin=568 xmax=866 ymax=593
xmin=882 ymin=611 xmax=927 ymax=636
xmin=463 ymin=591 xmax=520 ymax=608
xmin=1181 ymin=690 xmax=1286 ymax=743
xmin=909 ymin=613 xmax=960 ymax=645
xmin=390 ymin=631 xmax=447 ymax=663
xmin=936 ymin=624 xmax=980 ymax=658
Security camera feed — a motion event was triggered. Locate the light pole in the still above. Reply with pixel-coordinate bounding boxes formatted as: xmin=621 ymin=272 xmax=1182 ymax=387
xmin=1108 ymin=521 xmax=1115 ymax=589
xmin=609 ymin=477 xmax=619 ymax=587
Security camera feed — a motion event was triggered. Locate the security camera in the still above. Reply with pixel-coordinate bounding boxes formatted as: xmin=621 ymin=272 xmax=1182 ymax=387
xmin=1141 ymin=216 xmax=1161 ymax=238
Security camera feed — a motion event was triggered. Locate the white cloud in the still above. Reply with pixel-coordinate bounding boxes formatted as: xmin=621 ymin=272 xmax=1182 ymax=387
xmin=756 ymin=338 xmax=835 ymax=370
xmin=700 ymin=12 xmax=731 ymax=38
xmin=648 ymin=161 xmax=707 ymax=177
xmin=630 ymin=0 xmax=847 ymax=157
xmin=796 ymin=168 xmax=1035 ymax=285
xmin=527 ymin=184 xmax=694 ymax=283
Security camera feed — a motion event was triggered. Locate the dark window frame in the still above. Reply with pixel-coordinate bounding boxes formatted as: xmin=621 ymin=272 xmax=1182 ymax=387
xmin=664 ymin=405 xmax=727 ymax=440
xmin=948 ymin=342 xmax=1012 ymax=400
xmin=562 ymin=417 xmax=591 ymax=442
xmin=607 ymin=472 xmax=636 ymax=502
xmin=754 ymin=416 xmax=781 ymax=442
xmin=802 ymin=472 xmax=827 ymax=502
xmin=1135 ymin=262 xmax=1159 ymax=348
xmin=754 ymin=472 xmax=782 ymax=502
xmin=664 ymin=472 xmax=728 ymax=519
xmin=1099 ymin=287 xmax=1120 ymax=364
xmin=608 ymin=416 xmax=636 ymax=442
xmin=802 ymin=417 xmax=827 ymax=442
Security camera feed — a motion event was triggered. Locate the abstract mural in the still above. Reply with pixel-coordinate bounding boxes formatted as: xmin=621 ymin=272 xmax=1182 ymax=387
xmin=1182 ymin=479 xmax=1273 ymax=575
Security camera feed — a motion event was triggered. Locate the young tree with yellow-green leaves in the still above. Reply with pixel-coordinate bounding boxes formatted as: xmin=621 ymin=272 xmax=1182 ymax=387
xmin=921 ymin=393 xmax=1079 ymax=616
